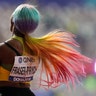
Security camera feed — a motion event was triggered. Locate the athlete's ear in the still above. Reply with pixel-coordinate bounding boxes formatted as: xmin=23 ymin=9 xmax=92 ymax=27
xmin=10 ymin=18 xmax=14 ymax=32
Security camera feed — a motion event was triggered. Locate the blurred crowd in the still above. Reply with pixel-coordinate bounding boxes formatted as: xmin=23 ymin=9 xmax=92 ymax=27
xmin=0 ymin=2 xmax=96 ymax=96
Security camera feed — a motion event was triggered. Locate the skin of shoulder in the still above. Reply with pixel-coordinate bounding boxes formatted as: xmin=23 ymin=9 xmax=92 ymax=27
xmin=0 ymin=43 xmax=6 ymax=61
xmin=0 ymin=39 xmax=23 ymax=64
xmin=0 ymin=43 xmax=6 ymax=64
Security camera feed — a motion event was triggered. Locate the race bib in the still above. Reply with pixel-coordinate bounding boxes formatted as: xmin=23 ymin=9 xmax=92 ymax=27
xmin=9 ymin=56 xmax=39 ymax=82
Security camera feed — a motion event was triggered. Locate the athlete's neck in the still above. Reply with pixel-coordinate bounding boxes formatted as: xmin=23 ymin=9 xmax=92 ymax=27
xmin=13 ymin=28 xmax=25 ymax=38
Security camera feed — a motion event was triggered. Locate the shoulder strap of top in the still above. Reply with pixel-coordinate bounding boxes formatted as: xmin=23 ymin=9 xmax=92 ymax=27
xmin=12 ymin=35 xmax=25 ymax=55
xmin=4 ymin=42 xmax=21 ymax=56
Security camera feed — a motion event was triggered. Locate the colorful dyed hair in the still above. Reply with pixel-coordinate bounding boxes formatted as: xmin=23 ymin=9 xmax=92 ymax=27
xmin=11 ymin=4 xmax=40 ymax=34
xmin=23 ymin=30 xmax=92 ymax=88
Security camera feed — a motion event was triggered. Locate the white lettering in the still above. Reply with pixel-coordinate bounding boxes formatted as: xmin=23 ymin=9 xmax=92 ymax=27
xmin=13 ymin=77 xmax=32 ymax=82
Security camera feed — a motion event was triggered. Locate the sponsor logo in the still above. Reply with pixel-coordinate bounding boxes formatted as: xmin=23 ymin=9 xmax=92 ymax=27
xmin=18 ymin=57 xmax=35 ymax=63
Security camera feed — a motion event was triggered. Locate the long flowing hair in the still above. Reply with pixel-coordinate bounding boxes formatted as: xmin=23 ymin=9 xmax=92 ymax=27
xmin=24 ymin=29 xmax=92 ymax=88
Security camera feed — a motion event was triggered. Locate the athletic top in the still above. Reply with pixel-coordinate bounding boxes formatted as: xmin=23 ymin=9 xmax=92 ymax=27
xmin=0 ymin=36 xmax=24 ymax=81
xmin=0 ymin=36 xmax=39 ymax=82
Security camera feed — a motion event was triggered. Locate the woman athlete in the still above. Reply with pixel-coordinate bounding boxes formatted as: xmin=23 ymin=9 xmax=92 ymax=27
xmin=0 ymin=4 xmax=92 ymax=96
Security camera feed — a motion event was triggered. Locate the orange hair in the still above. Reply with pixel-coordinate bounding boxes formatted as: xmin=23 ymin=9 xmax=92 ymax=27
xmin=23 ymin=30 xmax=92 ymax=88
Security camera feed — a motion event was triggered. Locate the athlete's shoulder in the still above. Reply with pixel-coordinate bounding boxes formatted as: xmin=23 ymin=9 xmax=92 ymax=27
xmin=0 ymin=42 xmax=6 ymax=63
xmin=0 ymin=42 xmax=5 ymax=50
